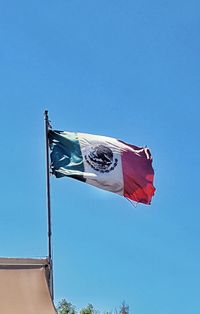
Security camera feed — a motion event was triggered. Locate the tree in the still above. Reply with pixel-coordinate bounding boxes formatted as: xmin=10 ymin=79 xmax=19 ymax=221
xmin=119 ymin=302 xmax=129 ymax=314
xmin=56 ymin=299 xmax=130 ymax=314
xmin=80 ymin=303 xmax=98 ymax=314
xmin=57 ymin=299 xmax=76 ymax=314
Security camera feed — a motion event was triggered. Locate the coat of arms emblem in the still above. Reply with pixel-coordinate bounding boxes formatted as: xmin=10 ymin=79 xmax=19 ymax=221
xmin=85 ymin=145 xmax=118 ymax=173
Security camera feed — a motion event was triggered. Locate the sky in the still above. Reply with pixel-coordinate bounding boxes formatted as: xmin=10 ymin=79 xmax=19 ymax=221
xmin=0 ymin=0 xmax=200 ymax=313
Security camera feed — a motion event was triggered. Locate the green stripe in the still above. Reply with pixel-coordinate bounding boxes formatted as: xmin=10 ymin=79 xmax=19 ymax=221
xmin=48 ymin=130 xmax=86 ymax=182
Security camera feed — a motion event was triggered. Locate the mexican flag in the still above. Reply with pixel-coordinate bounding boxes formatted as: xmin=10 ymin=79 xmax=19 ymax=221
xmin=48 ymin=130 xmax=155 ymax=205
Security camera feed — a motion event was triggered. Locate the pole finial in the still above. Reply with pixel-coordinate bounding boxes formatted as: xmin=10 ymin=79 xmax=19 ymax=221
xmin=44 ymin=110 xmax=52 ymax=130
xmin=44 ymin=110 xmax=48 ymax=119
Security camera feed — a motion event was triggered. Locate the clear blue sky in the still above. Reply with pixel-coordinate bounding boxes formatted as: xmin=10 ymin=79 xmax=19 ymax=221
xmin=0 ymin=0 xmax=200 ymax=313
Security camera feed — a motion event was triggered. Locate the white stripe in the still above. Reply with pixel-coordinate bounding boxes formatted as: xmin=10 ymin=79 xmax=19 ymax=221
xmin=78 ymin=133 xmax=124 ymax=195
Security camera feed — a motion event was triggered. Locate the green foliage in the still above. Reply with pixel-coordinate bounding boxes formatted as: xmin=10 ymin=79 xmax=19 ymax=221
xmin=56 ymin=299 xmax=129 ymax=314
xmin=119 ymin=302 xmax=129 ymax=314
xmin=57 ymin=299 xmax=76 ymax=314
xmin=80 ymin=303 xmax=97 ymax=314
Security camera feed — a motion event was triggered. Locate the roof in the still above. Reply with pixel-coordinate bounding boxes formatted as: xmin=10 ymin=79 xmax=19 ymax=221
xmin=0 ymin=257 xmax=56 ymax=314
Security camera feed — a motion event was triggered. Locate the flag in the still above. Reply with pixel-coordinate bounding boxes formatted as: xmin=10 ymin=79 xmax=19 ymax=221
xmin=48 ymin=130 xmax=155 ymax=205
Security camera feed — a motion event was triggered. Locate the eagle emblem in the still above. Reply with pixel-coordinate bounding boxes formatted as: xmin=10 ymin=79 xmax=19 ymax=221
xmin=85 ymin=145 xmax=118 ymax=173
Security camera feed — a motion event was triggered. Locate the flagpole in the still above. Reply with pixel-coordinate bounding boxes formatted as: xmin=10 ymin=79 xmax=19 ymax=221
xmin=44 ymin=110 xmax=54 ymax=300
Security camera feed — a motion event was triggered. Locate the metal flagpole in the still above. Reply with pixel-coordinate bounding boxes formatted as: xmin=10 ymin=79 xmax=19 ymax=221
xmin=44 ymin=110 xmax=54 ymax=300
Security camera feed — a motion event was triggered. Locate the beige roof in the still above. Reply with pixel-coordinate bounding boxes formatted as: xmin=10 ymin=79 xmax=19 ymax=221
xmin=0 ymin=257 xmax=56 ymax=314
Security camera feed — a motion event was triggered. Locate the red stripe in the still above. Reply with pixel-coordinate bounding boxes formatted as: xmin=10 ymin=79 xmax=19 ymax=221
xmin=120 ymin=142 xmax=155 ymax=204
